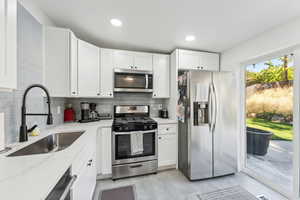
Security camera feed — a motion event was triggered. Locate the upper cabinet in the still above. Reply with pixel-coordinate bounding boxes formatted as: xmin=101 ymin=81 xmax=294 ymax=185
xmin=44 ymin=27 xmax=78 ymax=97
xmin=178 ymin=49 xmax=219 ymax=71
xmin=77 ymin=39 xmax=100 ymax=97
xmin=100 ymin=48 xmax=114 ymax=98
xmin=153 ymin=54 xmax=170 ymax=98
xmin=0 ymin=0 xmax=17 ymax=90
xmin=113 ymin=50 xmax=153 ymax=71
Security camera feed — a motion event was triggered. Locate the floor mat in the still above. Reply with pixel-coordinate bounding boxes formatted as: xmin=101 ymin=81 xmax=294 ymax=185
xmin=196 ymin=186 xmax=258 ymax=200
xmin=100 ymin=185 xmax=136 ymax=200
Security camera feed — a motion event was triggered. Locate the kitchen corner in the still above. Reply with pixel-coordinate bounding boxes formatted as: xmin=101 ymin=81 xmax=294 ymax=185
xmin=0 ymin=120 xmax=112 ymax=200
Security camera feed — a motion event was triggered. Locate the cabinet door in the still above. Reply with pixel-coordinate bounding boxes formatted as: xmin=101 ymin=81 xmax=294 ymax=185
xmin=44 ymin=27 xmax=71 ymax=97
xmin=97 ymin=128 xmax=112 ymax=175
xmin=72 ymin=152 xmax=96 ymax=200
xmin=134 ymin=52 xmax=153 ymax=71
xmin=0 ymin=0 xmax=16 ymax=89
xmin=78 ymin=40 xmax=100 ymax=97
xmin=158 ymin=133 xmax=177 ymax=167
xmin=0 ymin=0 xmax=5 ymax=85
xmin=113 ymin=50 xmax=134 ymax=70
xmin=178 ymin=49 xmax=199 ymax=70
xmin=100 ymin=49 xmax=114 ymax=98
xmin=199 ymin=52 xmax=219 ymax=71
xmin=153 ymin=54 xmax=170 ymax=98
xmin=70 ymin=32 xmax=78 ymax=96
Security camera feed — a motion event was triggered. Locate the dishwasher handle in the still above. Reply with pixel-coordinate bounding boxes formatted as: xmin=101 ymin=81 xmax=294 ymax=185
xmin=59 ymin=175 xmax=77 ymax=200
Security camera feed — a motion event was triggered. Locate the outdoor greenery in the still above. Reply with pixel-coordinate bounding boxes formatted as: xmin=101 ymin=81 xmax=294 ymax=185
xmin=247 ymin=118 xmax=293 ymax=141
xmin=246 ymin=56 xmax=294 ymax=141
xmin=246 ymin=56 xmax=294 ymax=86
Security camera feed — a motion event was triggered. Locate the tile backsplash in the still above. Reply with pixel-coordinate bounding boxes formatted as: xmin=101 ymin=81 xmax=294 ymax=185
xmin=66 ymin=93 xmax=168 ymax=120
xmin=0 ymin=4 xmax=65 ymax=145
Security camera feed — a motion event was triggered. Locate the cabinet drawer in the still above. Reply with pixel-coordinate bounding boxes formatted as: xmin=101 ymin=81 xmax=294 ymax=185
xmin=158 ymin=124 xmax=176 ymax=135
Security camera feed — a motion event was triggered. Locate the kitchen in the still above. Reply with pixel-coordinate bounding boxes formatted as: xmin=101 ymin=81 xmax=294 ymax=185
xmin=0 ymin=0 xmax=300 ymax=200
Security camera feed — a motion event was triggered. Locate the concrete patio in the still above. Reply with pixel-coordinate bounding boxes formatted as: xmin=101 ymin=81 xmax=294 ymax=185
xmin=247 ymin=140 xmax=293 ymax=193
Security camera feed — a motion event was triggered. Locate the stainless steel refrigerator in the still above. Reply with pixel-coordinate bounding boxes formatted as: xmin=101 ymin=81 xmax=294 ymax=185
xmin=178 ymin=70 xmax=237 ymax=180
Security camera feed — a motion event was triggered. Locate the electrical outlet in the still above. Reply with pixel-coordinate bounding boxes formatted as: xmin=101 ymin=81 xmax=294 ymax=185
xmin=57 ymin=106 xmax=61 ymax=114
xmin=158 ymin=104 xmax=163 ymax=110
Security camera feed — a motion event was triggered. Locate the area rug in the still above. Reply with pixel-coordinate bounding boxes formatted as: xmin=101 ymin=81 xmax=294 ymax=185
xmin=100 ymin=185 xmax=136 ymax=200
xmin=195 ymin=186 xmax=259 ymax=200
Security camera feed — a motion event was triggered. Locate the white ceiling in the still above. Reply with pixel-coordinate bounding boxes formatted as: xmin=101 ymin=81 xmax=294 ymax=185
xmin=31 ymin=0 xmax=300 ymax=53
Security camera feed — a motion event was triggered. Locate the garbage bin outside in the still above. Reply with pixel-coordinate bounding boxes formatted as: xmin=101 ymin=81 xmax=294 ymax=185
xmin=247 ymin=127 xmax=273 ymax=156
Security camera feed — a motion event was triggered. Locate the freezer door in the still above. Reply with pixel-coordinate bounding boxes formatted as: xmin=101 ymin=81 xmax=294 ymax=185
xmin=212 ymin=72 xmax=238 ymax=177
xmin=190 ymin=71 xmax=213 ymax=180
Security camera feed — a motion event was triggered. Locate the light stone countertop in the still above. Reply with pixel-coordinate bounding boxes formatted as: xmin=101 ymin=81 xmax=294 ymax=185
xmin=0 ymin=118 xmax=176 ymax=200
xmin=153 ymin=118 xmax=178 ymax=125
xmin=0 ymin=120 xmax=112 ymax=200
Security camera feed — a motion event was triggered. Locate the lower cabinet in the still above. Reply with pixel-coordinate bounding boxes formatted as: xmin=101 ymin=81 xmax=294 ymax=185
xmin=97 ymin=127 xmax=112 ymax=177
xmin=72 ymin=152 xmax=96 ymax=200
xmin=158 ymin=124 xmax=178 ymax=168
xmin=71 ymin=134 xmax=97 ymax=200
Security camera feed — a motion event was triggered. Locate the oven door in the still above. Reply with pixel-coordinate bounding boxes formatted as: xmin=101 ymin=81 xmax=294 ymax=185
xmin=112 ymin=130 xmax=158 ymax=165
xmin=114 ymin=69 xmax=153 ymax=92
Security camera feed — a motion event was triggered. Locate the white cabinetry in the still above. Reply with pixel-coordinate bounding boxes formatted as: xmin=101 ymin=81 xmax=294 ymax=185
xmin=0 ymin=0 xmax=16 ymax=90
xmin=100 ymin=49 xmax=114 ymax=98
xmin=153 ymin=54 xmax=170 ymax=98
xmin=178 ymin=49 xmax=219 ymax=71
xmin=158 ymin=124 xmax=178 ymax=168
xmin=97 ymin=127 xmax=112 ymax=176
xmin=113 ymin=50 xmax=153 ymax=71
xmin=72 ymin=152 xmax=96 ymax=200
xmin=44 ymin=27 xmax=77 ymax=97
xmin=72 ymin=134 xmax=96 ymax=200
xmin=77 ymin=39 xmax=100 ymax=97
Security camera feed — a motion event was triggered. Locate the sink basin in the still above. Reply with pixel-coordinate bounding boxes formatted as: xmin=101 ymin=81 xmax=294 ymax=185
xmin=7 ymin=131 xmax=84 ymax=157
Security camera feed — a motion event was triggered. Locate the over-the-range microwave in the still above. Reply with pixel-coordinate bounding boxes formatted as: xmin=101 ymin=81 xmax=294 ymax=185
xmin=114 ymin=69 xmax=153 ymax=93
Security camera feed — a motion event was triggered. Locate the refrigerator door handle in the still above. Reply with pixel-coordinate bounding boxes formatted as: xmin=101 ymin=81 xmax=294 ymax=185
xmin=208 ymin=83 xmax=212 ymax=132
xmin=212 ymin=83 xmax=217 ymax=133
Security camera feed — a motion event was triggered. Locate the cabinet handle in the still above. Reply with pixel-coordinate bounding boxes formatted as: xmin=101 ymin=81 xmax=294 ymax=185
xmin=201 ymin=66 xmax=204 ymax=69
xmin=109 ymin=93 xmax=112 ymax=96
xmin=159 ymin=137 xmax=162 ymax=139
xmin=135 ymin=66 xmax=137 ymax=69
xmin=130 ymin=66 xmax=133 ymax=69
xmin=72 ymin=92 xmax=76 ymax=94
xmin=166 ymin=128 xmax=169 ymax=131
xmin=97 ymin=93 xmax=100 ymax=96
xmin=154 ymin=94 xmax=156 ymax=97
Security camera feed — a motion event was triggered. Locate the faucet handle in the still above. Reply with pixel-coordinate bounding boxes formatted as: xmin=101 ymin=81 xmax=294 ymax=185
xmin=47 ymin=113 xmax=53 ymax=125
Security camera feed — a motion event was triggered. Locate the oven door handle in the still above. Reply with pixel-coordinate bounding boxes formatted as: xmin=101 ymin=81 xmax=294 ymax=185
xmin=59 ymin=175 xmax=77 ymax=200
xmin=113 ymin=130 xmax=157 ymax=135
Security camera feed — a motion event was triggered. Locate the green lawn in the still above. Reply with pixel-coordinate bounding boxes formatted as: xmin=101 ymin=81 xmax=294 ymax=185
xmin=246 ymin=118 xmax=293 ymax=141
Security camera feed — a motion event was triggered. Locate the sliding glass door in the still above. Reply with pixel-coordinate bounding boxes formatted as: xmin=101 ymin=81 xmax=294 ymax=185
xmin=244 ymin=54 xmax=294 ymax=195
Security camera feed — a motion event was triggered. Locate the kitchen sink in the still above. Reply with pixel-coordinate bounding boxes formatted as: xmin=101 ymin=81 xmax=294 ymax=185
xmin=7 ymin=131 xmax=85 ymax=157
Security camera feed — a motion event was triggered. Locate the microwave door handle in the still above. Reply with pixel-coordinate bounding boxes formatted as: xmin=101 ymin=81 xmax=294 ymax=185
xmin=145 ymin=74 xmax=149 ymax=89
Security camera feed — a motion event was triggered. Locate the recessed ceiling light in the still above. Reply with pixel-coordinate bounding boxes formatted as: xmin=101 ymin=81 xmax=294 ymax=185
xmin=185 ymin=35 xmax=195 ymax=42
xmin=110 ymin=18 xmax=122 ymax=27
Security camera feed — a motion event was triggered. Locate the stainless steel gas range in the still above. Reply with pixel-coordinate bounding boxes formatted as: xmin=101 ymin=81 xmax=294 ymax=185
xmin=112 ymin=105 xmax=158 ymax=180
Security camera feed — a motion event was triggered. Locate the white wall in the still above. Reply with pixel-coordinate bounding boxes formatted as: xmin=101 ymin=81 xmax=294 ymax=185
xmin=221 ymin=16 xmax=300 ymax=70
xmin=17 ymin=0 xmax=55 ymax=26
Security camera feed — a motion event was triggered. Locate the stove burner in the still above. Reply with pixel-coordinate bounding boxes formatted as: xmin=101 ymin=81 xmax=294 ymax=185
xmin=113 ymin=116 xmax=157 ymax=132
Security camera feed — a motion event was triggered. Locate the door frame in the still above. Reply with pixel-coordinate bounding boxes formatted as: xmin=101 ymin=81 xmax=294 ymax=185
xmin=238 ymin=48 xmax=300 ymax=199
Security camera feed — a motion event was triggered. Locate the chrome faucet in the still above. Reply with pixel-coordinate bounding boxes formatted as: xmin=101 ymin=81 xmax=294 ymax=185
xmin=19 ymin=84 xmax=53 ymax=142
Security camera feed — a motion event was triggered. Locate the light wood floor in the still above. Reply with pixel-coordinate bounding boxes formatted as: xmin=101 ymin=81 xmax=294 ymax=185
xmin=93 ymin=170 xmax=287 ymax=200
